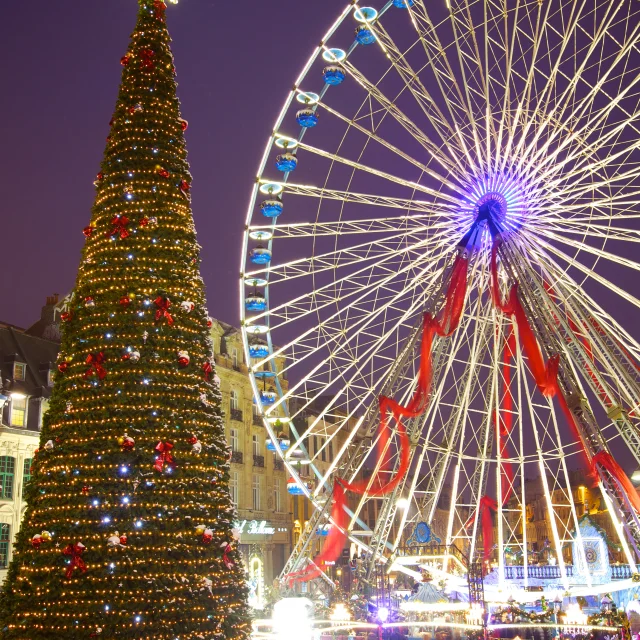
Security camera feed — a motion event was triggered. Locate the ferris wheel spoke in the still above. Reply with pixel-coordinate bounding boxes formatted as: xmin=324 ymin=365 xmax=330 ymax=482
xmin=305 ymin=97 xmax=460 ymax=190
xmin=273 ymin=265 xmax=446 ymax=430
xmin=338 ymin=58 xmax=463 ymax=179
xmin=496 ymin=0 xmax=554 ymax=175
xmin=294 ymin=139 xmax=464 ymax=205
xmin=408 ymin=0 xmax=490 ymax=175
xmin=524 ymin=237 xmax=640 ymax=311
xmin=537 ymin=97 xmax=640 ymax=191
xmin=528 ymin=247 xmax=640 ymax=362
xmin=533 ymin=24 xmax=640 ymax=181
xmin=541 ymin=138 xmax=640 ymax=201
xmin=533 ymin=220 xmax=640 ymax=244
xmin=248 ymin=227 xmax=457 ymax=291
xmin=536 ymin=229 xmax=640 ymax=275
xmin=368 ymin=10 xmax=482 ymax=173
xmin=263 ymin=230 xmax=454 ymax=331
xmin=516 ymin=1 xmax=632 ymax=178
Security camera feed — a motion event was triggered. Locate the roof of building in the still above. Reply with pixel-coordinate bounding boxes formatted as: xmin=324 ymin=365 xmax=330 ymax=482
xmin=0 ymin=323 xmax=59 ymax=400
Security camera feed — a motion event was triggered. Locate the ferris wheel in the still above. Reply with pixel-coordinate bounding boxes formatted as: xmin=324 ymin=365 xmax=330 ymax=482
xmin=239 ymin=0 xmax=640 ymax=599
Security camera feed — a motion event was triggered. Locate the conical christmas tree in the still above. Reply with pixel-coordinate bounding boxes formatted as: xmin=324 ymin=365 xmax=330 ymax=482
xmin=0 ymin=2 xmax=250 ymax=638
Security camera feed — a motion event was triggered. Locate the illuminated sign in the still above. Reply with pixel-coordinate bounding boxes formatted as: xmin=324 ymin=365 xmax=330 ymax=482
xmin=235 ymin=520 xmax=287 ymax=536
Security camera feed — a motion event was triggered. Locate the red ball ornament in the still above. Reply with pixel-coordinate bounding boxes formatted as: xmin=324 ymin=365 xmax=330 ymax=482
xmin=61 ymin=312 xmax=72 ymax=322
xmin=202 ymin=529 xmax=213 ymax=545
xmin=178 ymin=118 xmax=188 ymax=131
xmin=81 ymin=486 xmax=90 ymax=494
xmin=177 ymin=350 xmax=190 ymax=367
xmin=121 ymin=352 xmax=130 ymax=361
xmin=156 ymin=167 xmax=170 ymax=179
xmin=58 ymin=362 xmax=69 ymax=373
xmin=119 ymin=296 xmax=131 ymax=307
xmin=206 ymin=317 xmax=212 ymax=328
xmin=83 ymin=226 xmax=95 ymax=238
xmin=119 ymin=534 xmax=128 ymax=546
xmin=187 ymin=436 xmax=198 ymax=446
xmin=121 ymin=54 xmax=131 ymax=66
xmin=117 ymin=434 xmax=135 ymax=451
xmin=180 ymin=179 xmax=191 ymax=192
xmin=139 ymin=216 xmax=149 ymax=227
xmin=97 ymin=172 xmax=104 ymax=181
xmin=31 ymin=535 xmax=43 ymax=549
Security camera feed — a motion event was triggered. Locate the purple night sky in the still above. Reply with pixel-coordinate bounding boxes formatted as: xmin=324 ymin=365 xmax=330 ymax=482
xmin=0 ymin=0 xmax=345 ymax=328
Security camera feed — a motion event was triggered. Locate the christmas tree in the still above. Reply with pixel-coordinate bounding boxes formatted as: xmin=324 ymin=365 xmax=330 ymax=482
xmin=0 ymin=2 xmax=250 ymax=638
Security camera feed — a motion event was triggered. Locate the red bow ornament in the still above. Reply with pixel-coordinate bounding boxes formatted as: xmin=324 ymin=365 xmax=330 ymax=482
xmin=139 ymin=48 xmax=155 ymax=70
xmin=154 ymin=296 xmax=174 ymax=325
xmin=84 ymin=353 xmax=107 ymax=380
xmin=63 ymin=542 xmax=87 ymax=579
xmin=106 ymin=215 xmax=130 ymax=239
xmin=154 ymin=441 xmax=175 ymax=473
xmin=222 ymin=542 xmax=235 ymax=569
xmin=202 ymin=361 xmax=213 ymax=381
xmin=153 ymin=0 xmax=166 ymax=19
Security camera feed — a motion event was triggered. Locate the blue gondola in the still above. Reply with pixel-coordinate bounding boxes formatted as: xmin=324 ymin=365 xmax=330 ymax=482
xmin=260 ymin=390 xmax=277 ymax=405
xmin=287 ymin=478 xmax=305 ymax=495
xmin=260 ymin=199 xmax=283 ymax=218
xmin=245 ymin=293 xmax=267 ymax=312
xmin=275 ymin=153 xmax=297 ymax=173
xmin=296 ymin=109 xmax=319 ymax=128
xmin=249 ymin=341 xmax=270 ymax=358
xmin=393 ymin=0 xmax=414 ymax=6
xmin=355 ymin=25 xmax=376 ymax=45
xmin=249 ymin=245 xmax=272 ymax=265
xmin=323 ymin=65 xmax=346 ymax=85
xmin=267 ymin=437 xmax=289 ymax=452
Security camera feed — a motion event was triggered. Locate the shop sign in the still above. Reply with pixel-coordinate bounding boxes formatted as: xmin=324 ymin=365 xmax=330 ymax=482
xmin=235 ymin=519 xmax=283 ymax=536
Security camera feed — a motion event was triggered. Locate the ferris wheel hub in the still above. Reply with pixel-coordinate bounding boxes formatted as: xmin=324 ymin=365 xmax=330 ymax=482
xmin=475 ymin=193 xmax=506 ymax=223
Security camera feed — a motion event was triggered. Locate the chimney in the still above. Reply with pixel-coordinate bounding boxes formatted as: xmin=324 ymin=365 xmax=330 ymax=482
xmin=41 ymin=293 xmax=61 ymax=325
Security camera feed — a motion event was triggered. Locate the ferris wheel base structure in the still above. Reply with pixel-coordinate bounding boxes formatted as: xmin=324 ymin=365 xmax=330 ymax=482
xmin=239 ymin=0 xmax=640 ymax=606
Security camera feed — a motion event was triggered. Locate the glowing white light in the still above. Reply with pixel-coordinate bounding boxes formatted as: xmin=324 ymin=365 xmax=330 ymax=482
xmin=10 ymin=392 xmax=26 ymax=400
xmin=273 ymin=597 xmax=314 ymax=640
xmin=378 ymin=607 xmax=389 ymax=622
xmin=329 ymin=603 xmax=352 ymax=622
xmin=396 ymin=497 xmax=410 ymax=510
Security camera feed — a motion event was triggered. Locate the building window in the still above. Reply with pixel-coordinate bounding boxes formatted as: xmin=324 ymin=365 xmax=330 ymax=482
xmin=47 ymin=369 xmax=55 ymax=387
xmin=0 ymin=457 xmax=15 ymax=500
xmin=39 ymin=398 xmax=50 ymax=429
xmin=329 ymin=441 xmax=334 ymax=460
xmin=230 ymin=390 xmax=239 ymax=411
xmin=229 ymin=471 xmax=238 ymax=507
xmin=252 ymin=474 xmax=261 ymax=510
xmin=230 ymin=428 xmax=240 ymax=452
xmin=252 ymin=434 xmax=261 ymax=457
xmin=0 ymin=524 xmax=9 ymax=568
xmin=10 ymin=396 xmax=27 ymax=428
xmin=274 ymin=478 xmax=282 ymax=512
xmin=303 ymin=498 xmax=309 ymax=521
xmin=232 ymin=348 xmax=239 ymax=368
xmin=293 ymin=496 xmax=299 ymax=520
xmin=22 ymin=458 xmax=32 ymax=498
xmin=321 ymin=438 xmax=326 ymax=462
xmin=13 ymin=363 xmax=26 ymax=381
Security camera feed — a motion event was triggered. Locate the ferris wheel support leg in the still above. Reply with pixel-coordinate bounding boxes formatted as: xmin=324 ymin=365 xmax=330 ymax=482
xmin=497 ymin=239 xmax=640 ymax=562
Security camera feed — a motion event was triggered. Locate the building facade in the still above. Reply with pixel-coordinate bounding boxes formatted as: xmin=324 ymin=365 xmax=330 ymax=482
xmin=209 ymin=320 xmax=292 ymax=606
xmin=0 ymin=294 xmax=62 ymax=582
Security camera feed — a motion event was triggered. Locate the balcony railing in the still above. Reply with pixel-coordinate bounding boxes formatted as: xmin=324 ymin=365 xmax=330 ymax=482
xmin=503 ymin=565 xmax=573 ymax=579
xmin=253 ymin=455 xmax=265 ymax=468
xmin=253 ymin=413 xmax=263 ymax=426
xmin=230 ymin=408 xmax=243 ymax=422
xmin=273 ymin=459 xmax=284 ymax=471
xmin=230 ymin=451 xmax=243 ymax=464
xmin=611 ymin=564 xmax=632 ymax=580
